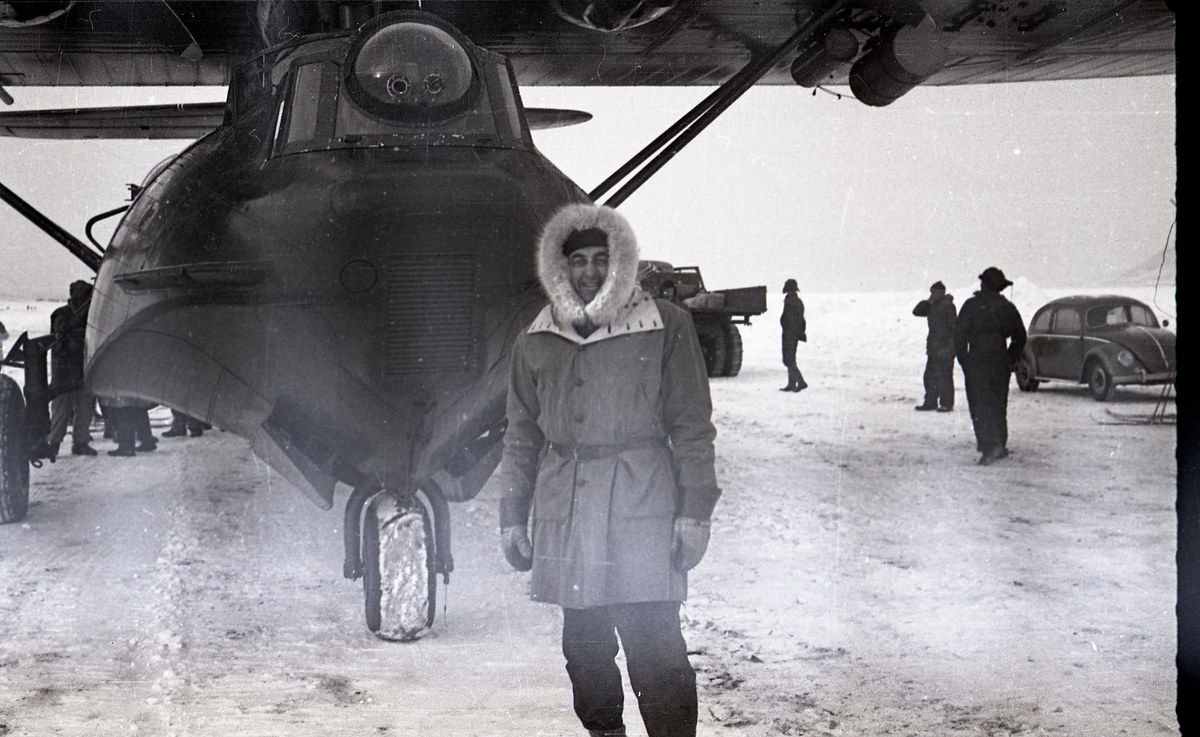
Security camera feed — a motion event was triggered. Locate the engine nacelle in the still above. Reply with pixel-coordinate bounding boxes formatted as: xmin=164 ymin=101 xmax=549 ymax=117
xmin=849 ymin=16 xmax=948 ymax=107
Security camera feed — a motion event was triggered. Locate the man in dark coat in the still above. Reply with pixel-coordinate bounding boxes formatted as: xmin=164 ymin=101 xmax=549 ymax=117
xmin=44 ymin=280 xmax=97 ymax=458
xmin=954 ymin=267 xmax=1026 ymax=465
xmin=780 ymin=278 xmax=807 ymax=392
xmin=498 ymin=203 xmax=720 ymax=737
xmin=913 ymin=281 xmax=957 ymax=411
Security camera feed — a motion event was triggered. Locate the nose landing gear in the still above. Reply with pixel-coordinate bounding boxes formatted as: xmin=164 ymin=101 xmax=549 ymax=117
xmin=343 ymin=480 xmax=453 ymax=641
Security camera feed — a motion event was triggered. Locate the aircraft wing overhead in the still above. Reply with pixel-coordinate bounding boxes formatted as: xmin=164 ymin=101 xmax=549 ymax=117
xmin=0 ymin=1 xmax=1174 ymax=94
xmin=0 ymin=102 xmax=226 ymax=139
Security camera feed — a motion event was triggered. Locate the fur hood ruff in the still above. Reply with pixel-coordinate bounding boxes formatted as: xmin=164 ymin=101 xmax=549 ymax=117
xmin=537 ymin=203 xmax=641 ymax=331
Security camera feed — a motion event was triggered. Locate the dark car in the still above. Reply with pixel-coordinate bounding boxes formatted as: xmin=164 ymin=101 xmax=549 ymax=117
xmin=1016 ymin=295 xmax=1175 ymax=401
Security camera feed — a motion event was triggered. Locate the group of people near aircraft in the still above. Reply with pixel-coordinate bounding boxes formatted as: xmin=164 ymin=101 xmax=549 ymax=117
xmin=496 ymin=199 xmax=1016 ymax=736
xmin=777 ymin=268 xmax=1024 ymax=467
xmin=31 ymin=202 xmax=1029 ymax=737
xmin=908 ymin=268 xmax=1027 ymax=466
xmin=35 ymin=280 xmax=208 ymax=461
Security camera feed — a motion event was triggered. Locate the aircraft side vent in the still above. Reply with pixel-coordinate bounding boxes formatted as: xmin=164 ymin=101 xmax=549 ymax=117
xmin=386 ymin=255 xmax=476 ymax=375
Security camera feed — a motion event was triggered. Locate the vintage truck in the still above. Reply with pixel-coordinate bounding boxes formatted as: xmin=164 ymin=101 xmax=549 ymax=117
xmin=638 ymin=261 xmax=767 ymax=378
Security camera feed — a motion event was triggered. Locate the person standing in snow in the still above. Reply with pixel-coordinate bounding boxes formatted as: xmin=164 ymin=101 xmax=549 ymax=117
xmin=912 ymin=281 xmax=957 ymax=412
xmin=780 ymin=278 xmax=807 ymax=392
xmin=954 ymin=267 xmax=1026 ymax=465
xmin=497 ymin=203 xmax=720 ymax=737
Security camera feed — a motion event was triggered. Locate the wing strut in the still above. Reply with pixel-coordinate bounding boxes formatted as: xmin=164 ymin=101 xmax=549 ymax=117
xmin=0 ymin=180 xmax=103 ymax=272
xmin=590 ymin=3 xmax=845 ymax=208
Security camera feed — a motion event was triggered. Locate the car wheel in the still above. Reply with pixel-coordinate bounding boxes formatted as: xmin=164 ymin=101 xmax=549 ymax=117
xmin=1086 ymin=360 xmax=1115 ymax=402
xmin=1015 ymin=356 xmax=1039 ymax=392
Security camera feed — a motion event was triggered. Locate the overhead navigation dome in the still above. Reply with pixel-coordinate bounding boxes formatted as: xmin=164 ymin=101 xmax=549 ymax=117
xmin=348 ymin=19 xmax=475 ymax=123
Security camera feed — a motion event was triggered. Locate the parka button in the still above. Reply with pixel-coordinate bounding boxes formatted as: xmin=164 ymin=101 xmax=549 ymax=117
xmin=574 ymin=414 xmax=585 ymax=422
xmin=577 ymin=345 xmax=585 ymax=352
xmin=574 ymin=378 xmax=584 ymax=387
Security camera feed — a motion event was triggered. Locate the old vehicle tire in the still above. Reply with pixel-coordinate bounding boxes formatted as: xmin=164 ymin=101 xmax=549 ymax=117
xmin=1015 ymin=356 xmax=1039 ymax=392
xmin=0 ymin=374 xmax=30 ymax=524
xmin=721 ymin=323 xmax=743 ymax=377
xmin=1086 ymin=360 xmax=1116 ymax=402
xmin=695 ymin=322 xmax=727 ymax=378
xmin=362 ymin=492 xmax=436 ymax=640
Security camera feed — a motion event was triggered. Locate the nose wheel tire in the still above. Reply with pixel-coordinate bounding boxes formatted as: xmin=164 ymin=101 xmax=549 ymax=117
xmin=362 ymin=491 xmax=436 ymax=641
xmin=0 ymin=374 xmax=30 ymax=524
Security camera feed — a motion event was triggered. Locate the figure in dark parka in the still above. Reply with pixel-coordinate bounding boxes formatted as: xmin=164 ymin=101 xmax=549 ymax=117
xmin=913 ymin=281 xmax=957 ymax=412
xmin=780 ymin=279 xmax=807 ymax=392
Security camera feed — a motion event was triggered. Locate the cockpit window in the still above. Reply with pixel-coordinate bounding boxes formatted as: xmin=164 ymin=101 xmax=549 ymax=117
xmin=346 ymin=22 xmax=476 ymax=125
xmin=268 ymin=20 xmax=531 ymax=156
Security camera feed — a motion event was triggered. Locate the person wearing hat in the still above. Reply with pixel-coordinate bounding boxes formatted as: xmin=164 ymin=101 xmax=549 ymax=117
xmin=780 ymin=278 xmax=807 ymax=392
xmin=953 ymin=267 xmax=1026 ymax=465
xmin=912 ymin=281 xmax=957 ymax=412
xmin=497 ymin=203 xmax=720 ymax=737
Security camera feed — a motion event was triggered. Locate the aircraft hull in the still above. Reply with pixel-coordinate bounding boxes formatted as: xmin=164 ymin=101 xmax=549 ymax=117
xmin=87 ymin=126 xmax=584 ymax=504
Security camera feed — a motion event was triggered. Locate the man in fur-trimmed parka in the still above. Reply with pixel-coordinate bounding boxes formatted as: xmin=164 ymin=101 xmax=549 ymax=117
xmin=498 ymin=203 xmax=720 ymax=737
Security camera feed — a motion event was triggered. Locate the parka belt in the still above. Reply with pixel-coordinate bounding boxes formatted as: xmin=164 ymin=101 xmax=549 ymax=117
xmin=547 ymin=437 xmax=667 ymax=461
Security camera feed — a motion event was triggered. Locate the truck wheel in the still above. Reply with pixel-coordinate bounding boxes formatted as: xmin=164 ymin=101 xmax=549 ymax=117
xmin=722 ymin=323 xmax=743 ymax=377
xmin=695 ymin=323 xmax=727 ymax=378
xmin=0 ymin=374 xmax=30 ymax=524
xmin=362 ymin=491 xmax=435 ymax=640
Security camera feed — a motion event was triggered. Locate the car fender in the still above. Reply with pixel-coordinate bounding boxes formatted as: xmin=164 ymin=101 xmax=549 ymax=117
xmin=1079 ymin=346 xmax=1116 ymax=384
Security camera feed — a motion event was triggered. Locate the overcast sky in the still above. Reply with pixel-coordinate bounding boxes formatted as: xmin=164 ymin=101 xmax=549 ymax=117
xmin=0 ymin=75 xmax=1176 ymax=300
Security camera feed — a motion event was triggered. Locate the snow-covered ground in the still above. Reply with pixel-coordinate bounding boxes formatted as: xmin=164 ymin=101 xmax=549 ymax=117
xmin=0 ymin=287 xmax=1178 ymax=736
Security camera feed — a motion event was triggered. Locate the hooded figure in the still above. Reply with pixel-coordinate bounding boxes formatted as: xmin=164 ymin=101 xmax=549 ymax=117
xmin=953 ymin=267 xmax=1026 ymax=465
xmin=912 ymin=281 xmax=957 ymax=411
xmin=498 ymin=203 xmax=720 ymax=737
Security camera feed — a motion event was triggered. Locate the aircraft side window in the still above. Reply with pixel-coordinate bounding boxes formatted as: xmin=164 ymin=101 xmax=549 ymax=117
xmin=230 ymin=56 xmax=271 ymax=120
xmin=1051 ymin=308 xmax=1081 ymax=335
xmin=1031 ymin=309 xmax=1053 ymax=332
xmin=279 ymin=61 xmax=340 ymax=155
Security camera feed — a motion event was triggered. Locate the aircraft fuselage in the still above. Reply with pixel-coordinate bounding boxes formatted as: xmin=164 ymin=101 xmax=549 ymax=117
xmin=86 ymin=11 xmax=585 ymax=507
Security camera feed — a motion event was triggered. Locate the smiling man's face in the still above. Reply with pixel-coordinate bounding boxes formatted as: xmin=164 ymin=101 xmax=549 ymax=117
xmin=568 ymin=245 xmax=608 ymax=304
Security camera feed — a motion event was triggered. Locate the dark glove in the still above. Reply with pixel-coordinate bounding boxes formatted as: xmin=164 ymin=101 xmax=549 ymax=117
xmin=671 ymin=517 xmax=711 ymax=572
xmin=500 ymin=526 xmax=533 ymax=572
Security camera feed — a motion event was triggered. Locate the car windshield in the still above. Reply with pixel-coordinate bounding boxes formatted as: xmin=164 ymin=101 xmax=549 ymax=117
xmin=1085 ymin=304 xmax=1159 ymax=329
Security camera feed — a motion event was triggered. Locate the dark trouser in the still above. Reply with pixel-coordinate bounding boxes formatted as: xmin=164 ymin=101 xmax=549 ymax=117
xmin=47 ymin=389 xmax=94 ymax=447
xmin=562 ymin=602 xmax=697 ymax=737
xmin=106 ymin=407 xmax=153 ymax=450
xmin=962 ymin=355 xmax=1011 ymax=454
xmin=782 ymin=337 xmax=806 ymax=390
xmin=169 ymin=410 xmax=209 ymax=435
xmin=106 ymin=407 xmax=137 ymax=451
xmin=923 ymin=353 xmax=955 ymax=409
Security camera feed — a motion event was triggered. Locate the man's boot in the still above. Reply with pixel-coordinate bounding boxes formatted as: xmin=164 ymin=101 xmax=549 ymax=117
xmin=588 ymin=729 xmax=627 ymax=737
